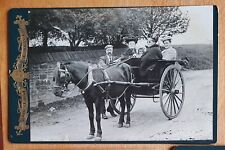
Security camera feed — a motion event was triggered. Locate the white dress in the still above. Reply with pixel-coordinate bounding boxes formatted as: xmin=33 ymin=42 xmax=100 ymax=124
xmin=161 ymin=47 xmax=177 ymax=60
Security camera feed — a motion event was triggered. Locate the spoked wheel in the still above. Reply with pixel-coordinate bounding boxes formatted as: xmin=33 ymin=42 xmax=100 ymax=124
xmin=110 ymin=94 xmax=136 ymax=115
xmin=159 ymin=65 xmax=185 ymax=120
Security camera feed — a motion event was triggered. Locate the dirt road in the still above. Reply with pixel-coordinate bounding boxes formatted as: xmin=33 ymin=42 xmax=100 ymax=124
xmin=30 ymin=69 xmax=213 ymax=141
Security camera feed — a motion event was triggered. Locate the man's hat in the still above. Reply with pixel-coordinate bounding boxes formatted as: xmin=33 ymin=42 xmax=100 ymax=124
xmin=123 ymin=36 xmax=138 ymax=44
xmin=161 ymin=35 xmax=172 ymax=42
xmin=104 ymin=45 xmax=113 ymax=49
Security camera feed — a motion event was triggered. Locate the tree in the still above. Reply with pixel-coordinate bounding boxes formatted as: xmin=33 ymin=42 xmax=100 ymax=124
xmin=28 ymin=10 xmax=60 ymax=47
xmin=50 ymin=9 xmax=96 ymax=48
xmin=128 ymin=7 xmax=190 ymax=40
xmin=28 ymin=9 xmax=92 ymax=48
xmin=90 ymin=8 xmax=126 ymax=45
xmin=51 ymin=9 xmax=130 ymax=47
xmin=28 ymin=7 xmax=189 ymax=48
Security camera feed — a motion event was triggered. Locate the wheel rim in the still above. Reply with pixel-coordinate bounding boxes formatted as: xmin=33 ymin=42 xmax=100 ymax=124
xmin=110 ymin=95 xmax=136 ymax=115
xmin=160 ymin=65 xmax=185 ymax=119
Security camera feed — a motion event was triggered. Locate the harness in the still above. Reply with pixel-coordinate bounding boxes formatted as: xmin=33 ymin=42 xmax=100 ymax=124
xmin=60 ymin=57 xmax=133 ymax=98
xmin=95 ymin=56 xmax=135 ymax=99
xmin=82 ymin=67 xmax=94 ymax=92
xmin=79 ymin=67 xmax=127 ymax=100
xmin=102 ymin=70 xmax=111 ymax=100
xmin=69 ymin=66 xmax=112 ymax=97
xmin=59 ymin=66 xmax=94 ymax=97
xmin=95 ymin=68 xmax=133 ymax=100
xmin=79 ymin=68 xmax=112 ymax=95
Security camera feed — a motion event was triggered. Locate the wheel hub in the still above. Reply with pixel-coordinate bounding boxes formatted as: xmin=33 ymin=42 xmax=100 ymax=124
xmin=171 ymin=88 xmax=179 ymax=94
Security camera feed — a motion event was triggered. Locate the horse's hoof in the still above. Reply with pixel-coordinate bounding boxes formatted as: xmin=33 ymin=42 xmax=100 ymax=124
xmin=102 ymin=114 xmax=108 ymax=119
xmin=118 ymin=123 xmax=123 ymax=128
xmin=95 ymin=136 xmax=102 ymax=141
xmin=124 ymin=123 xmax=130 ymax=128
xmin=86 ymin=134 xmax=95 ymax=140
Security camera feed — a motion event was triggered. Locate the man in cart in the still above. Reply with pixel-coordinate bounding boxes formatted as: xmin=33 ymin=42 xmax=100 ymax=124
xmin=98 ymin=45 xmax=116 ymax=68
xmin=98 ymin=44 xmax=117 ymax=119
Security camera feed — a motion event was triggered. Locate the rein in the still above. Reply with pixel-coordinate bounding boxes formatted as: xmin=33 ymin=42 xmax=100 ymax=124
xmin=69 ymin=56 xmax=134 ymax=89
xmin=66 ymin=66 xmax=94 ymax=92
xmin=101 ymin=56 xmax=135 ymax=70
xmin=58 ymin=56 xmax=134 ymax=97
xmin=55 ymin=65 xmax=93 ymax=98
xmin=74 ymin=67 xmax=93 ymax=88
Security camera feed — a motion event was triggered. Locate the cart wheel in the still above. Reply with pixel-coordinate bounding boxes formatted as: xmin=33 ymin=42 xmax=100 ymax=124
xmin=110 ymin=94 xmax=136 ymax=115
xmin=159 ymin=65 xmax=185 ymax=120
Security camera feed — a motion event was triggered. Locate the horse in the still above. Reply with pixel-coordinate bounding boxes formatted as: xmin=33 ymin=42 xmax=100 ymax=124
xmin=52 ymin=61 xmax=132 ymax=141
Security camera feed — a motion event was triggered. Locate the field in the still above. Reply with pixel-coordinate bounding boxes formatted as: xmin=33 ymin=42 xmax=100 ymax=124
xmin=174 ymin=44 xmax=213 ymax=70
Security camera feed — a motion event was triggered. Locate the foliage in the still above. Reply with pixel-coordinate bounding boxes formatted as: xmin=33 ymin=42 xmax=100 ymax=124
xmin=28 ymin=7 xmax=190 ymax=48
xmin=129 ymin=7 xmax=190 ymax=40
xmin=28 ymin=10 xmax=60 ymax=47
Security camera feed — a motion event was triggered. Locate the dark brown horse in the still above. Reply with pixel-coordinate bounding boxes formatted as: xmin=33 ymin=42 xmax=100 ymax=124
xmin=53 ymin=61 xmax=132 ymax=141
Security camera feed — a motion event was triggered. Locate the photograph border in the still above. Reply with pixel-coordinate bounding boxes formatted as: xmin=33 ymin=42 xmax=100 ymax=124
xmin=8 ymin=6 xmax=218 ymax=144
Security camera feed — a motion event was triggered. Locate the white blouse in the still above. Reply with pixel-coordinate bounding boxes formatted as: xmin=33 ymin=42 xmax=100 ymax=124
xmin=161 ymin=47 xmax=177 ymax=60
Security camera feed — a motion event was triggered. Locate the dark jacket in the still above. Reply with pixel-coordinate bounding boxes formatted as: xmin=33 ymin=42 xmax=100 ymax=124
xmin=140 ymin=44 xmax=162 ymax=76
xmin=141 ymin=44 xmax=162 ymax=60
xmin=121 ymin=48 xmax=136 ymax=60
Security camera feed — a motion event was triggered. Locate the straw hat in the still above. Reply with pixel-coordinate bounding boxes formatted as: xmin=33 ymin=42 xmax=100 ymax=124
xmin=123 ymin=36 xmax=138 ymax=44
xmin=104 ymin=45 xmax=113 ymax=49
xmin=161 ymin=35 xmax=172 ymax=42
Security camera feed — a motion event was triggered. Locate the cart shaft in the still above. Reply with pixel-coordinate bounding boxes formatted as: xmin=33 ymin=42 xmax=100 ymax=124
xmin=93 ymin=81 xmax=157 ymax=87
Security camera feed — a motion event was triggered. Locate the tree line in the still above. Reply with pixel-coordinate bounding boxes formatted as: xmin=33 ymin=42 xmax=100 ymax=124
xmin=28 ymin=7 xmax=190 ymax=49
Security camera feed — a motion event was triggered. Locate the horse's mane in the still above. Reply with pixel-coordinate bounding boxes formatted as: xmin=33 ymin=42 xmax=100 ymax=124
xmin=62 ymin=61 xmax=89 ymax=67
xmin=62 ymin=61 xmax=89 ymax=76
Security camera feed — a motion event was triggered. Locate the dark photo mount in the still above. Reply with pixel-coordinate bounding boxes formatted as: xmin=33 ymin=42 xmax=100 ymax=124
xmin=8 ymin=6 xmax=217 ymax=143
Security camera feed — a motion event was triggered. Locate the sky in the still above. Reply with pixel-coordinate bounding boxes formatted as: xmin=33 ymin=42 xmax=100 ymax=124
xmin=172 ymin=6 xmax=213 ymax=45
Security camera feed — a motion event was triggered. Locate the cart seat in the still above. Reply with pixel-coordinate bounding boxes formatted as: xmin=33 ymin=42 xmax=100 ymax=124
xmin=125 ymin=58 xmax=185 ymax=83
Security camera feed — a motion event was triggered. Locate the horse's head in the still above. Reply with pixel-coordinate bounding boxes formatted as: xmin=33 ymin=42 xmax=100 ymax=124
xmin=52 ymin=62 xmax=72 ymax=97
xmin=52 ymin=61 xmax=89 ymax=97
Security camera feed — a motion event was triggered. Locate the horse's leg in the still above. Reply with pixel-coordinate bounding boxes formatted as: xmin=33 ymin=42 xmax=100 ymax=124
xmin=118 ymin=96 xmax=125 ymax=128
xmin=85 ymin=99 xmax=95 ymax=139
xmin=125 ymin=93 xmax=131 ymax=128
xmin=94 ymin=98 xmax=103 ymax=141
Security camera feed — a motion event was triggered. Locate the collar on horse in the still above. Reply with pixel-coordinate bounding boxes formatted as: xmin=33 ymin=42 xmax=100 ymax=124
xmin=83 ymin=67 xmax=94 ymax=92
xmin=81 ymin=68 xmax=110 ymax=94
xmin=65 ymin=65 xmax=111 ymax=94
xmin=74 ymin=66 xmax=94 ymax=93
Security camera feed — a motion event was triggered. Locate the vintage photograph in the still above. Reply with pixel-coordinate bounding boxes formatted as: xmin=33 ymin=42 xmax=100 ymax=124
xmin=28 ymin=6 xmax=215 ymax=142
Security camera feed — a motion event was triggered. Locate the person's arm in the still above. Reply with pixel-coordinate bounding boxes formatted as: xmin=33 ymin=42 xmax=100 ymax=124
xmin=112 ymin=56 xmax=121 ymax=64
xmin=120 ymin=53 xmax=127 ymax=61
xmin=97 ymin=57 xmax=107 ymax=68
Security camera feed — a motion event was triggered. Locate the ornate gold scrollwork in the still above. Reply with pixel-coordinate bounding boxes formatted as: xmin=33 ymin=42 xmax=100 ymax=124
xmin=10 ymin=15 xmax=29 ymax=135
